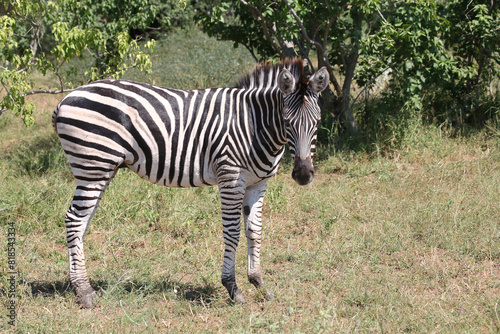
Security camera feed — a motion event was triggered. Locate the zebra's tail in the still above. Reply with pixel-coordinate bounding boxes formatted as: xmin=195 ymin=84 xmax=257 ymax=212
xmin=52 ymin=104 xmax=60 ymax=134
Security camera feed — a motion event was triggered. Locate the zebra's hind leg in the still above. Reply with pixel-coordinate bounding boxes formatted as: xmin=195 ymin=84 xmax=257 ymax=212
xmin=243 ymin=180 xmax=273 ymax=300
xmin=65 ymin=176 xmax=115 ymax=308
xmin=218 ymin=178 xmax=247 ymax=305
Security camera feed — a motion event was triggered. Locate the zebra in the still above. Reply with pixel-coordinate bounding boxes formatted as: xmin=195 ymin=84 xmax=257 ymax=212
xmin=53 ymin=58 xmax=329 ymax=308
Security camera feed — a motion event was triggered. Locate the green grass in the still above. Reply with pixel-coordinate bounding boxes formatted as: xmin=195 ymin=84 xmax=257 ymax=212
xmin=1 ymin=29 xmax=500 ymax=333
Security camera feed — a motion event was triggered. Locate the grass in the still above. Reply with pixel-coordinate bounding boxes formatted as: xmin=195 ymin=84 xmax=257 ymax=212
xmin=1 ymin=29 xmax=500 ymax=333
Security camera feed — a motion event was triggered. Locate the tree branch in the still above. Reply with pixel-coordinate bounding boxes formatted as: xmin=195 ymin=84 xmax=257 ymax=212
xmin=351 ymin=66 xmax=391 ymax=108
xmin=25 ymin=89 xmax=74 ymax=96
xmin=295 ymin=37 xmax=314 ymax=72
xmin=2 ymin=82 xmax=17 ymax=104
xmin=376 ymin=7 xmax=388 ymax=24
xmin=0 ymin=86 xmax=73 ymax=116
xmin=242 ymin=44 xmax=260 ymax=63
xmin=282 ymin=0 xmax=343 ymax=95
xmin=239 ymin=0 xmax=286 ymax=58
xmin=283 ymin=0 xmax=326 ymax=62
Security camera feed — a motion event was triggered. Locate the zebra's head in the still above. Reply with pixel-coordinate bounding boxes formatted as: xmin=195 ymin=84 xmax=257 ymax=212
xmin=277 ymin=65 xmax=330 ymax=186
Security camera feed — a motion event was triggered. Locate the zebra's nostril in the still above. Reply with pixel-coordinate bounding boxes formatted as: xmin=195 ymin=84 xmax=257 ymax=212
xmin=292 ymin=157 xmax=314 ymax=186
xmin=292 ymin=170 xmax=314 ymax=186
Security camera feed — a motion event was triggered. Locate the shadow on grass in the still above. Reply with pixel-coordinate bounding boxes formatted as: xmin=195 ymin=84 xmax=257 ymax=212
xmin=28 ymin=278 xmax=221 ymax=306
xmin=5 ymin=133 xmax=71 ymax=179
xmin=29 ymin=280 xmax=73 ymax=297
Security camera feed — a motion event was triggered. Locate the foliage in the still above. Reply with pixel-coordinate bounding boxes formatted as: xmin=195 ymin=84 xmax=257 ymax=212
xmin=358 ymin=0 xmax=500 ymax=138
xmin=137 ymin=0 xmax=211 ymax=39
xmin=0 ymin=0 xmax=158 ymax=126
xmin=197 ymin=0 xmax=500 ymax=144
xmin=443 ymin=1 xmax=500 ymax=125
xmin=195 ymin=1 xmax=276 ymax=61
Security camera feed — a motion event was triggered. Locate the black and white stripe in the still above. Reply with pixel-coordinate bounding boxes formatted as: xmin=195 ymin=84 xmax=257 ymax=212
xmin=53 ymin=58 xmax=329 ymax=307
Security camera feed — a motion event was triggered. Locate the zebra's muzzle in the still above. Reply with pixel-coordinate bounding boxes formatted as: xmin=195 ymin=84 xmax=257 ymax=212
xmin=292 ymin=155 xmax=314 ymax=186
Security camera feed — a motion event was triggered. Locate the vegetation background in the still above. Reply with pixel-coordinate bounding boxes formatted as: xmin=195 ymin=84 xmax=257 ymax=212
xmin=0 ymin=0 xmax=499 ymax=332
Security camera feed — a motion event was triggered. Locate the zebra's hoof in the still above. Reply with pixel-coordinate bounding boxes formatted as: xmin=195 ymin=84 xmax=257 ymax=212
xmin=249 ymin=275 xmax=273 ymax=301
xmin=76 ymin=287 xmax=96 ymax=309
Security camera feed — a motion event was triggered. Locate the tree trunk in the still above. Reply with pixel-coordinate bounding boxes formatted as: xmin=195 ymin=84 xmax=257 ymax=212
xmin=317 ymin=50 xmax=359 ymax=137
xmin=340 ymin=47 xmax=360 ymax=137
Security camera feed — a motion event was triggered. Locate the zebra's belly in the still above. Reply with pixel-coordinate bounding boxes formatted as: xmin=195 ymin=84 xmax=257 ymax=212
xmin=126 ymin=159 xmax=218 ymax=188
xmin=126 ymin=150 xmax=282 ymax=189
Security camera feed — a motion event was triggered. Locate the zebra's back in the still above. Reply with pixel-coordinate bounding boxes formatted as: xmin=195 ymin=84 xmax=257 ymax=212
xmin=54 ymin=79 xmax=244 ymax=187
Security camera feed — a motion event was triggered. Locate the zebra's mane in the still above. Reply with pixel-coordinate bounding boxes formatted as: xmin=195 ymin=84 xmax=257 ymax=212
xmin=236 ymin=58 xmax=308 ymax=92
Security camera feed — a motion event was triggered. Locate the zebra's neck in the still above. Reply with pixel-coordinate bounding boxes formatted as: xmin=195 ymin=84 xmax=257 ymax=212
xmin=247 ymin=87 xmax=287 ymax=157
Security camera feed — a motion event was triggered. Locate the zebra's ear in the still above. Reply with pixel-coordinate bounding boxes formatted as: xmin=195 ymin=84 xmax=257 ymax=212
xmin=308 ymin=67 xmax=330 ymax=93
xmin=277 ymin=68 xmax=296 ymax=95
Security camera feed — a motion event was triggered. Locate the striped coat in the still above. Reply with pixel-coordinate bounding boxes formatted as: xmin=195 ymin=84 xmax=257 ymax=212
xmin=53 ymin=58 xmax=329 ymax=307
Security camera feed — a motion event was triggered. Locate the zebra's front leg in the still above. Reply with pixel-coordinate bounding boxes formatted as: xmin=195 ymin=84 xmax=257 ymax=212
xmin=243 ymin=180 xmax=273 ymax=300
xmin=218 ymin=179 xmax=246 ymax=304
xmin=65 ymin=182 xmax=108 ymax=308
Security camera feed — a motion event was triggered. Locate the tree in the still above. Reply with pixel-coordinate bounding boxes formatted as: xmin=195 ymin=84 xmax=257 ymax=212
xmin=197 ymin=0 xmax=500 ymax=139
xmin=357 ymin=0 xmax=456 ymax=128
xmin=0 ymin=0 xmax=158 ymax=126
xmin=358 ymin=0 xmax=500 ymax=128
xmin=197 ymin=0 xmax=388 ymax=136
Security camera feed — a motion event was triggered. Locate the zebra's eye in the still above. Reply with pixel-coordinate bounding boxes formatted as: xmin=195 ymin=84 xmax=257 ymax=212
xmin=284 ymin=119 xmax=291 ymax=127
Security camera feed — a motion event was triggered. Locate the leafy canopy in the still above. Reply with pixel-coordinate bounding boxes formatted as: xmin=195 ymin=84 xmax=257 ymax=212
xmin=0 ymin=0 xmax=157 ymax=126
